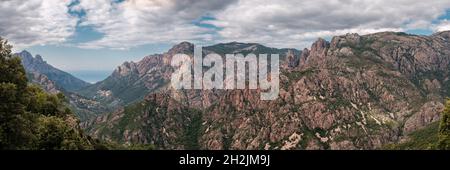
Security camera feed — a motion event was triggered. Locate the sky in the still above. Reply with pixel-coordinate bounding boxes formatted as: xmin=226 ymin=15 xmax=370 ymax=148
xmin=1 ymin=0 xmax=450 ymax=83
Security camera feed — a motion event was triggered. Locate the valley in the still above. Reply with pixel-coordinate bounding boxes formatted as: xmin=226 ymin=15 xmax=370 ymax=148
xmin=15 ymin=31 xmax=450 ymax=150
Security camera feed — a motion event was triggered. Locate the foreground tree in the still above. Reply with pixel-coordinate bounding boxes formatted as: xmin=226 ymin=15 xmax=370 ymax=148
xmin=0 ymin=37 xmax=101 ymax=150
xmin=438 ymin=99 xmax=450 ymax=149
xmin=0 ymin=37 xmax=35 ymax=149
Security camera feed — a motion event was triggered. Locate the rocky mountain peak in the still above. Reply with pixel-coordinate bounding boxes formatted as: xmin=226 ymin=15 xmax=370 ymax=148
xmin=84 ymin=31 xmax=450 ymax=150
xmin=168 ymin=41 xmax=194 ymax=55
xmin=433 ymin=30 xmax=450 ymax=40
xmin=299 ymin=48 xmax=310 ymax=66
xmin=114 ymin=61 xmax=138 ymax=77
xmin=299 ymin=38 xmax=330 ymax=66
xmin=19 ymin=50 xmax=33 ymax=59
xmin=16 ymin=51 xmax=90 ymax=92
xmin=18 ymin=50 xmax=47 ymax=65
xmin=18 ymin=50 xmax=34 ymax=66
xmin=331 ymin=33 xmax=361 ymax=48
xmin=35 ymin=54 xmax=44 ymax=62
xmin=311 ymin=38 xmax=330 ymax=53
xmin=285 ymin=49 xmax=300 ymax=68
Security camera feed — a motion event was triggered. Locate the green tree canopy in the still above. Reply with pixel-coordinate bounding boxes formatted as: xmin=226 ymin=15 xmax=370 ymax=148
xmin=0 ymin=37 xmax=34 ymax=149
xmin=438 ymin=99 xmax=450 ymax=149
xmin=0 ymin=37 xmax=97 ymax=150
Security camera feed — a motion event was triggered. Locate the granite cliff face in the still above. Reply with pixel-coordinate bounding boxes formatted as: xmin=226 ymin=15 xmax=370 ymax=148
xmin=26 ymin=72 xmax=61 ymax=94
xmin=75 ymin=44 xmax=182 ymax=108
xmin=76 ymin=42 xmax=299 ymax=109
xmin=85 ymin=31 xmax=450 ymax=150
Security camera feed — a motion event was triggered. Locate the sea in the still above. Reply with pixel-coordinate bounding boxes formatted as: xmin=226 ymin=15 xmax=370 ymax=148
xmin=68 ymin=70 xmax=113 ymax=84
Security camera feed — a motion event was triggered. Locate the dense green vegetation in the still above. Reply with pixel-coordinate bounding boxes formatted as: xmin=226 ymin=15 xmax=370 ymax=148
xmin=90 ymin=98 xmax=200 ymax=150
xmin=438 ymin=100 xmax=450 ymax=149
xmin=0 ymin=37 xmax=102 ymax=150
xmin=184 ymin=110 xmax=203 ymax=150
xmin=385 ymin=99 xmax=450 ymax=150
xmin=385 ymin=122 xmax=439 ymax=150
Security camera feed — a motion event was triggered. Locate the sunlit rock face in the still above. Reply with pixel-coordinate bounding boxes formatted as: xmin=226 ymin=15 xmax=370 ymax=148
xmin=86 ymin=32 xmax=450 ymax=150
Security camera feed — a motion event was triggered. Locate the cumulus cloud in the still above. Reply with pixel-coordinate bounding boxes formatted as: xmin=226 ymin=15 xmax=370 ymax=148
xmin=0 ymin=0 xmax=78 ymax=49
xmin=1 ymin=0 xmax=450 ymax=50
xmin=74 ymin=0 xmax=237 ymax=49
xmin=433 ymin=20 xmax=450 ymax=32
xmin=205 ymin=0 xmax=450 ymax=48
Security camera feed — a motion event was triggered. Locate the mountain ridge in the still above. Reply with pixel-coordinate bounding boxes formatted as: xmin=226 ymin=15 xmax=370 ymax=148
xmin=17 ymin=50 xmax=91 ymax=92
xmin=83 ymin=31 xmax=450 ymax=149
xmin=76 ymin=41 xmax=301 ymax=108
xmin=16 ymin=51 xmax=109 ymax=121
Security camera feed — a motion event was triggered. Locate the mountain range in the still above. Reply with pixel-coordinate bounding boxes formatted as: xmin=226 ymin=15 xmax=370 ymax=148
xmin=19 ymin=31 xmax=450 ymax=149
xmin=18 ymin=51 xmax=90 ymax=92
xmin=75 ymin=42 xmax=300 ymax=108
xmin=16 ymin=51 xmax=110 ymax=121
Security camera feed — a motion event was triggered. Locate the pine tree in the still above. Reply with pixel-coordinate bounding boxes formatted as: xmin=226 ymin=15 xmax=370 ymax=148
xmin=438 ymin=99 xmax=450 ymax=149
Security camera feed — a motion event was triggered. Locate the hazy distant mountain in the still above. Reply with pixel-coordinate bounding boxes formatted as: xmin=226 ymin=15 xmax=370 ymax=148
xmin=84 ymin=31 xmax=450 ymax=150
xmin=17 ymin=50 xmax=90 ymax=92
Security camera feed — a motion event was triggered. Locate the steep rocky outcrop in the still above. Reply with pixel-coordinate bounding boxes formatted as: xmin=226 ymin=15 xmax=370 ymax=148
xmin=75 ymin=50 xmax=177 ymax=108
xmin=17 ymin=51 xmax=90 ymax=92
xmin=285 ymin=49 xmax=300 ymax=68
xmin=83 ymin=92 xmax=201 ymax=149
xmin=27 ymin=72 xmax=61 ymax=94
xmin=86 ymin=31 xmax=450 ymax=150
xmin=77 ymin=42 xmax=300 ymax=108
xmin=19 ymin=51 xmax=109 ymax=121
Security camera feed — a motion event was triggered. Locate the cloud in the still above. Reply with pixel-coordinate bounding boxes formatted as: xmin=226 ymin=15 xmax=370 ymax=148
xmin=74 ymin=0 xmax=237 ymax=49
xmin=204 ymin=0 xmax=450 ymax=48
xmin=0 ymin=0 xmax=78 ymax=50
xmin=433 ymin=20 xmax=450 ymax=32
xmin=1 ymin=0 xmax=450 ymax=50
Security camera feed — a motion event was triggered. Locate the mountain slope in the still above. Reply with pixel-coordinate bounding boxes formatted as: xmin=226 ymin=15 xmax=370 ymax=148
xmin=26 ymin=70 xmax=109 ymax=121
xmin=0 ymin=39 xmax=101 ymax=150
xmin=15 ymin=51 xmax=109 ymax=121
xmin=85 ymin=31 xmax=450 ymax=150
xmin=384 ymin=122 xmax=439 ymax=150
xmin=76 ymin=42 xmax=300 ymax=108
xmin=17 ymin=51 xmax=90 ymax=92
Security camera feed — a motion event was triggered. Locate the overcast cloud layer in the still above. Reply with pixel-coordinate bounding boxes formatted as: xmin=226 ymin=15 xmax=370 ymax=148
xmin=1 ymin=0 xmax=450 ymax=50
